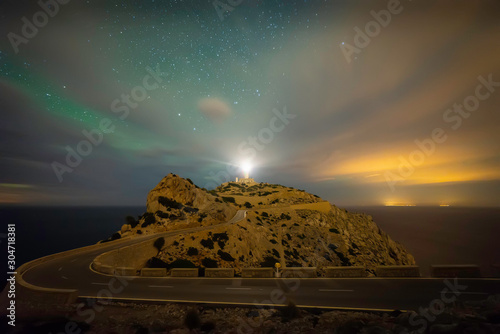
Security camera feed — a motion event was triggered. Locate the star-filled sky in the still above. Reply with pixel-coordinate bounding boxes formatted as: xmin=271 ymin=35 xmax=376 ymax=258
xmin=1 ymin=0 xmax=499 ymax=207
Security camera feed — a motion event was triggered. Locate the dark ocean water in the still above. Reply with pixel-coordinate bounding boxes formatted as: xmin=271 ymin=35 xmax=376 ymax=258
xmin=0 ymin=206 xmax=499 ymax=282
xmin=346 ymin=206 xmax=500 ymax=276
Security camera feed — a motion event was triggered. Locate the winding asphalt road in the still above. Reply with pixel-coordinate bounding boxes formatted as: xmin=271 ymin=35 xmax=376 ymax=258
xmin=21 ymin=210 xmax=500 ymax=311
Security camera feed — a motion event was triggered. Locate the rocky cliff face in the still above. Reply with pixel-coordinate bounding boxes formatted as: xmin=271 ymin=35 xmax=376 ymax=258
xmin=118 ymin=174 xmax=415 ymax=276
xmin=120 ymin=174 xmax=237 ymax=235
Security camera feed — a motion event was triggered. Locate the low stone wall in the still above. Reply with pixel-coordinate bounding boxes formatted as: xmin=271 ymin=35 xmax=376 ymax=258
xmin=376 ymin=265 xmax=420 ymax=277
xmin=115 ymin=267 xmax=138 ymax=276
xmin=171 ymin=268 xmax=199 ymax=277
xmin=140 ymin=268 xmax=167 ymax=277
xmin=325 ymin=266 xmax=367 ymax=278
xmin=205 ymin=268 xmax=234 ymax=278
xmin=430 ymin=265 xmax=481 ymax=278
xmin=281 ymin=267 xmax=317 ymax=278
xmin=242 ymin=268 xmax=274 ymax=278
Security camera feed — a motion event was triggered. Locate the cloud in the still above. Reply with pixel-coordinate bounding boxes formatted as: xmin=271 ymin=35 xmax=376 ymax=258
xmin=197 ymin=98 xmax=232 ymax=123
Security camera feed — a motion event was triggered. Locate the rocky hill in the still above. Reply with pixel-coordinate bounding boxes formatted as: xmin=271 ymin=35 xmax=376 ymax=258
xmin=118 ymin=174 xmax=415 ymax=276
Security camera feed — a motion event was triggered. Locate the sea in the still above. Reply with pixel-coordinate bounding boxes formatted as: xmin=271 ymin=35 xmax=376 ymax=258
xmin=0 ymin=205 xmax=499 ymax=287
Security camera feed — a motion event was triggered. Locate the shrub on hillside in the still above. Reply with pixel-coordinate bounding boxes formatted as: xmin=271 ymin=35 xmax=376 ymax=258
xmin=153 ymin=237 xmax=165 ymax=253
xmin=213 ymin=232 xmax=229 ymax=242
xmin=217 ymin=250 xmax=235 ymax=262
xmin=334 ymin=250 xmax=352 ymax=266
xmin=221 ymin=196 xmax=236 ymax=204
xmin=142 ymin=212 xmax=156 ymax=227
xmin=169 ymin=259 xmax=196 ymax=268
xmin=155 ymin=210 xmax=170 ymax=219
xmin=125 ymin=215 xmax=138 ymax=228
xmin=200 ymin=238 xmax=214 ymax=249
xmin=244 ymin=202 xmax=252 ymax=208
xmin=147 ymin=256 xmax=169 ymax=269
xmin=187 ymin=247 xmax=199 ymax=256
xmin=158 ymin=196 xmax=182 ymax=209
xmin=183 ymin=206 xmax=199 ymax=213
xmin=202 ymin=258 xmax=218 ymax=268
xmin=260 ymin=256 xmax=279 ymax=267
xmin=280 ymin=213 xmax=291 ymax=220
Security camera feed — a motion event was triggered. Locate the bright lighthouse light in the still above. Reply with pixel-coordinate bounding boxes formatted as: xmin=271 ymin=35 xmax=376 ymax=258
xmin=241 ymin=162 xmax=252 ymax=178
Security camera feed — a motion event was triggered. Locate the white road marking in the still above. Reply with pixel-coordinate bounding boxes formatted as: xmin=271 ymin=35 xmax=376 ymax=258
xmin=149 ymin=285 xmax=173 ymax=288
xmin=226 ymin=287 xmax=251 ymax=290
xmin=319 ymin=289 xmax=354 ymax=292
xmin=91 ymin=283 xmax=109 ymax=286
xmin=58 ymin=267 xmax=62 ymax=271
xmin=70 ymin=258 xmax=77 ymax=263
xmin=62 ymin=276 xmax=68 ymax=280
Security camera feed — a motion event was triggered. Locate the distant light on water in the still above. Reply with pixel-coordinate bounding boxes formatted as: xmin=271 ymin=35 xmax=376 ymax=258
xmin=384 ymin=202 xmax=416 ymax=207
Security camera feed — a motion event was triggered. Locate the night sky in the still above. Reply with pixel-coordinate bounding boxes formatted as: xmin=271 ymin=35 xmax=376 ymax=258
xmin=1 ymin=0 xmax=499 ymax=207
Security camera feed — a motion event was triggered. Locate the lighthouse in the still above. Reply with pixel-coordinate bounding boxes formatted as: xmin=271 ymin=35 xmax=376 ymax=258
xmin=235 ymin=162 xmax=256 ymax=184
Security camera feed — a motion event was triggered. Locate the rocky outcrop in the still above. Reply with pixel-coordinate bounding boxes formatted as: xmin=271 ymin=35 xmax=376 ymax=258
xmin=147 ymin=174 xmax=214 ymax=212
xmin=118 ymin=174 xmax=415 ymax=276
xmin=120 ymin=174 xmax=237 ymax=236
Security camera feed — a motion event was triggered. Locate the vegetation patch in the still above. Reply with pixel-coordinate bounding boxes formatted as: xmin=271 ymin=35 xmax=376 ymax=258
xmin=202 ymin=258 xmax=218 ymax=268
xmin=187 ymin=247 xmax=199 ymax=256
xmin=155 ymin=211 xmax=170 ymax=219
xmin=141 ymin=212 xmax=156 ymax=227
xmin=221 ymin=196 xmax=236 ymax=204
xmin=153 ymin=237 xmax=165 ymax=253
xmin=260 ymin=256 xmax=279 ymax=267
xmin=158 ymin=196 xmax=182 ymax=209
xmin=280 ymin=213 xmax=292 ymax=220
xmin=126 ymin=215 xmax=138 ymax=228
xmin=183 ymin=206 xmax=199 ymax=213
xmin=200 ymin=238 xmax=214 ymax=249
xmin=217 ymin=250 xmax=235 ymax=262
xmin=169 ymin=259 xmax=197 ymax=268
xmin=213 ymin=232 xmax=229 ymax=242
xmin=147 ymin=256 xmax=169 ymax=268
xmin=334 ymin=250 xmax=352 ymax=266
xmin=328 ymin=243 xmax=338 ymax=251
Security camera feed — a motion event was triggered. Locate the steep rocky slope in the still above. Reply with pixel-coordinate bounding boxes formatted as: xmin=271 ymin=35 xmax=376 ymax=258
xmin=118 ymin=174 xmax=415 ymax=276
